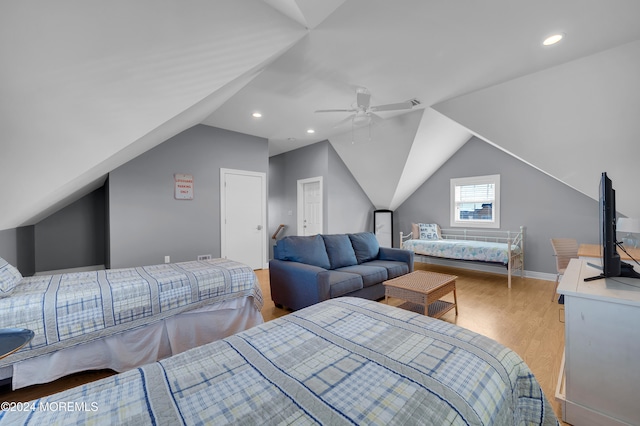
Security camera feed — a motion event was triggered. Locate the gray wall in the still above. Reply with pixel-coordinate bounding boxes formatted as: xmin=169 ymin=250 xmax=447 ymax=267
xmin=3 ymin=131 xmax=600 ymax=276
xmin=109 ymin=125 xmax=268 ymax=268
xmin=34 ymin=186 xmax=106 ymax=272
xmin=268 ymin=141 xmax=375 ymax=251
xmin=0 ymin=227 xmax=35 ymax=276
xmin=326 ymin=143 xmax=374 ymax=234
xmin=269 ymin=141 xmax=329 ymax=241
xmin=0 ymin=187 xmax=105 ymax=276
xmin=395 ymin=137 xmax=599 ymax=275
xmin=0 ymin=229 xmax=19 ymax=267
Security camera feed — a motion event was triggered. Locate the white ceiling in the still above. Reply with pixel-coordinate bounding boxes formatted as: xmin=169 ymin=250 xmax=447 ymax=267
xmin=2 ymin=0 xmax=640 ymax=231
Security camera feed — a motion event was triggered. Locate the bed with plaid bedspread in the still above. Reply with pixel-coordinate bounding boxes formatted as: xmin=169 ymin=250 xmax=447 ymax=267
xmin=0 ymin=258 xmax=263 ymax=369
xmin=1 ymin=297 xmax=558 ymax=425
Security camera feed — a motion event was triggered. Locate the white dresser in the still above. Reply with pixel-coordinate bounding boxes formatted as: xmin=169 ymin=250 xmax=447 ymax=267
xmin=557 ymin=259 xmax=640 ymax=425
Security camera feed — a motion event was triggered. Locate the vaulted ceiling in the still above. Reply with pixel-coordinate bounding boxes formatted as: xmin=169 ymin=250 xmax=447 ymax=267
xmin=2 ymin=0 xmax=640 ymax=231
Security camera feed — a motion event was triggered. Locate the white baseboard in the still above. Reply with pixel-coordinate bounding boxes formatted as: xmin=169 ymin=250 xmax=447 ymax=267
xmin=414 ymin=256 xmax=555 ymax=282
xmin=35 ymin=264 xmax=105 ymax=276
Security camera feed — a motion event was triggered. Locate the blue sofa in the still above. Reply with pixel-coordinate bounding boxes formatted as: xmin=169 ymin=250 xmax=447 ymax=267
xmin=269 ymin=232 xmax=414 ymax=310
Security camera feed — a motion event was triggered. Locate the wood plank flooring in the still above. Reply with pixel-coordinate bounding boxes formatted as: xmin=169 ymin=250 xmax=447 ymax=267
xmin=1 ymin=263 xmax=566 ymax=422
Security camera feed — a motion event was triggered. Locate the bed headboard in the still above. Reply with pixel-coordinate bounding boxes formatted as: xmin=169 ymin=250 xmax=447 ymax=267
xmin=401 ymin=226 xmax=524 ymax=247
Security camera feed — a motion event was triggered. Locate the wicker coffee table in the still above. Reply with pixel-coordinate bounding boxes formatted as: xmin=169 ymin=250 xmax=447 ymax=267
xmin=384 ymin=271 xmax=458 ymax=318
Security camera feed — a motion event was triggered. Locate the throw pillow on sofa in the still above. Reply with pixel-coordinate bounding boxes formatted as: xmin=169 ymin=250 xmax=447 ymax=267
xmin=322 ymin=234 xmax=358 ymax=269
xmin=275 ymin=235 xmax=331 ymax=269
xmin=348 ymin=232 xmax=379 ymax=264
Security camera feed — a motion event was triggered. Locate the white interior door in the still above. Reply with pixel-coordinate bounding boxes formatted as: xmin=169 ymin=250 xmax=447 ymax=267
xmin=220 ymin=169 xmax=266 ymax=269
xmin=297 ymin=177 xmax=323 ymax=236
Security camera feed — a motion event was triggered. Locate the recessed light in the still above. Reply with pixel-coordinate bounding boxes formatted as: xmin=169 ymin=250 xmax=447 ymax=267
xmin=543 ymin=33 xmax=564 ymax=46
xmin=252 ymin=112 xmax=262 ymax=118
xmin=306 ymin=129 xmax=315 ymax=134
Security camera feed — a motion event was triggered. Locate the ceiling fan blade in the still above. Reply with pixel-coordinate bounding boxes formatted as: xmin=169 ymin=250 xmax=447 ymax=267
xmin=356 ymin=90 xmax=371 ymax=109
xmin=370 ymin=101 xmax=414 ymax=112
xmin=315 ymin=108 xmax=354 ymax=113
xmin=333 ymin=114 xmax=356 ymax=128
xmin=369 ymin=112 xmax=384 ymax=124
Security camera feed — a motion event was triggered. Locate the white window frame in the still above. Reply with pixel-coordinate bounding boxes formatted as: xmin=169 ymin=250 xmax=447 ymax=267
xmin=450 ymin=174 xmax=500 ymax=228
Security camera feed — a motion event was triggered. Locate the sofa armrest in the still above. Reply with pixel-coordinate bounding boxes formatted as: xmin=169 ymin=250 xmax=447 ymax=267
xmin=269 ymin=259 xmax=332 ymax=310
xmin=378 ymin=247 xmax=414 ymax=272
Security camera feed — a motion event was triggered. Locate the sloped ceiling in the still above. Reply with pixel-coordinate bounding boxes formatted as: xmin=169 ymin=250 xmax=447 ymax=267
xmin=0 ymin=0 xmax=307 ymax=230
xmin=433 ymin=39 xmax=640 ymax=217
xmin=2 ymin=1 xmax=640 ymax=231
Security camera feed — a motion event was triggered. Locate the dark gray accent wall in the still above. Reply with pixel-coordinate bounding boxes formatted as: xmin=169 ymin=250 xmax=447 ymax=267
xmin=16 ymin=226 xmax=35 ymax=276
xmin=0 ymin=228 xmax=18 ymax=266
xmin=268 ymin=140 xmax=374 ymax=254
xmin=395 ymin=137 xmax=599 ymax=275
xmin=0 ymin=227 xmax=35 ymax=276
xmin=34 ymin=186 xmax=106 ymax=272
xmin=108 ymin=125 xmax=268 ymax=269
xmin=0 ymin=189 xmax=105 ymax=275
xmin=104 ymin=177 xmax=111 ymax=269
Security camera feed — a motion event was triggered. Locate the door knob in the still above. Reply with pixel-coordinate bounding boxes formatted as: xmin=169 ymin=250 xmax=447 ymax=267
xmin=257 ymin=225 xmax=263 ymax=230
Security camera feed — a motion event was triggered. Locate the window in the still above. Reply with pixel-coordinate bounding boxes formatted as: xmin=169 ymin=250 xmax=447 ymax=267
xmin=450 ymin=174 xmax=500 ymax=228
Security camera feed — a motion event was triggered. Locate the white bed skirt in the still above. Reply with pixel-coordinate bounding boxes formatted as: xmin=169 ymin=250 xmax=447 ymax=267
xmin=8 ymin=296 xmax=263 ymax=390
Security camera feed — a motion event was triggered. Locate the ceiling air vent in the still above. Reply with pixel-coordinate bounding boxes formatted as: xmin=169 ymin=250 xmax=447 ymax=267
xmin=410 ymin=98 xmax=421 ymax=107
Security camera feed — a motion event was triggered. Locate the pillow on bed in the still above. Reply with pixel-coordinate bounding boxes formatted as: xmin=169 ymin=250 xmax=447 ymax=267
xmin=419 ymin=223 xmax=441 ymax=240
xmin=0 ymin=257 xmax=22 ymax=298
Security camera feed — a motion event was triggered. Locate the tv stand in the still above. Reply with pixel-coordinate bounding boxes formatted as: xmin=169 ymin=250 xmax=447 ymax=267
xmin=583 ymin=261 xmax=640 ymax=281
xmin=557 ymin=259 xmax=640 ymax=425
xmin=620 ymin=262 xmax=640 ymax=279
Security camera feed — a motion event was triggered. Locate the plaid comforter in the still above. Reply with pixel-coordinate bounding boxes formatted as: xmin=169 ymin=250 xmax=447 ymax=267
xmin=1 ymin=297 xmax=558 ymax=425
xmin=0 ymin=258 xmax=262 ymax=368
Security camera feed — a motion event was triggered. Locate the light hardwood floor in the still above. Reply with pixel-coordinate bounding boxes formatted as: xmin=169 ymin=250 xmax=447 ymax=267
xmin=1 ymin=263 xmax=566 ymax=422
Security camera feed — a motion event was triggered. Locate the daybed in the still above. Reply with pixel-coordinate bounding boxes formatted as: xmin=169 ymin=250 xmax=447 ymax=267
xmin=0 ymin=257 xmax=263 ymax=390
xmin=401 ymin=224 xmax=524 ymax=288
xmin=269 ymin=232 xmax=413 ymax=310
xmin=0 ymin=297 xmax=559 ymax=425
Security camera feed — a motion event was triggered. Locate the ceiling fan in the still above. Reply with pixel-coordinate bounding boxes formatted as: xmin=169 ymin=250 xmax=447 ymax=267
xmin=315 ymin=87 xmax=418 ymax=128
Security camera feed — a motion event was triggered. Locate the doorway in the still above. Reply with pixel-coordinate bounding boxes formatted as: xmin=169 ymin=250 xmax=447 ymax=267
xmin=297 ymin=176 xmax=323 ymax=236
xmin=220 ymin=168 xmax=266 ymax=269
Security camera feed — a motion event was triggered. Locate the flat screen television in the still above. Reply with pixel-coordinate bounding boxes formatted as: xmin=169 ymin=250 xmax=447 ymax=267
xmin=585 ymin=172 xmax=640 ymax=281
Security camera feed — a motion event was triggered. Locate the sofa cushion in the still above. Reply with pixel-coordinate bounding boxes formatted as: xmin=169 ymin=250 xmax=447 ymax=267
xmin=322 ymin=234 xmax=358 ymax=269
xmin=335 ymin=264 xmax=387 ymax=288
xmin=348 ymin=232 xmax=380 ymax=264
xmin=323 ymin=271 xmax=363 ymax=298
xmin=275 ymin=235 xmax=331 ymax=270
xmin=0 ymin=257 xmax=22 ymax=298
xmin=363 ymin=260 xmax=409 ymax=280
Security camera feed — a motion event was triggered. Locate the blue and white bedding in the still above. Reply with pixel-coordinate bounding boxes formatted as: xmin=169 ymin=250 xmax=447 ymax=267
xmin=403 ymin=238 xmax=521 ymax=265
xmin=0 ymin=297 xmax=558 ymax=425
xmin=0 ymin=258 xmax=263 ymax=369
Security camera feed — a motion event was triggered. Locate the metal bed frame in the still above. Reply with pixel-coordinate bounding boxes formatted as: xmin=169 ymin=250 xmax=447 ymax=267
xmin=400 ymin=226 xmax=525 ymax=288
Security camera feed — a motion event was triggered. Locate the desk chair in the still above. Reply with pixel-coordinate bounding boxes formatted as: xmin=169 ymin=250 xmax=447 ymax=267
xmin=550 ymin=238 xmax=579 ymax=301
